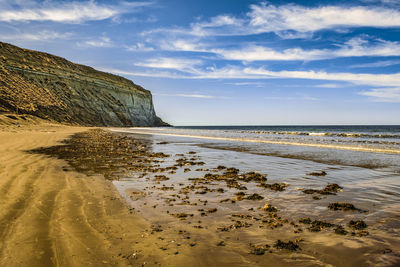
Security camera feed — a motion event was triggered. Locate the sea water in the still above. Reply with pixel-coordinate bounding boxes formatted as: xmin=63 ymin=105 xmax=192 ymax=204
xmin=117 ymin=125 xmax=400 ymax=172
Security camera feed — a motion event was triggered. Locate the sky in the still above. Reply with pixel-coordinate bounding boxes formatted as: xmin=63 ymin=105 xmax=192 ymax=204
xmin=0 ymin=0 xmax=400 ymax=125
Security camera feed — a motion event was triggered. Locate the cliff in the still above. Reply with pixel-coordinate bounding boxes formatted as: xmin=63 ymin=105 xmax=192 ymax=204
xmin=0 ymin=42 xmax=168 ymax=126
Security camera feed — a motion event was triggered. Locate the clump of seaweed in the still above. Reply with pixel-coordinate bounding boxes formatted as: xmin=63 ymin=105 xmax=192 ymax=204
xmin=348 ymin=220 xmax=367 ymax=230
xmin=217 ymin=220 xmax=252 ymax=232
xmin=154 ymin=175 xmax=169 ymax=182
xmin=258 ymin=182 xmax=288 ymax=191
xmin=239 ymin=172 xmax=267 ymax=183
xmin=171 ymin=213 xmax=194 ymax=220
xmin=328 ymin=202 xmax=365 ymax=212
xmin=246 ymin=193 xmax=264 ymax=200
xmin=261 ymin=204 xmax=278 ymax=213
xmin=273 ymin=240 xmax=300 ymax=251
xmin=334 ymin=225 xmax=348 ymax=235
xmin=208 ymin=208 xmax=217 ymax=213
xmin=299 ymin=218 xmax=335 ymax=232
xmin=249 ymin=244 xmax=271 ymax=255
xmin=307 ymin=171 xmax=327 ymax=176
xmin=225 ymin=167 xmax=239 ymax=175
xmin=303 ymin=183 xmax=342 ymax=195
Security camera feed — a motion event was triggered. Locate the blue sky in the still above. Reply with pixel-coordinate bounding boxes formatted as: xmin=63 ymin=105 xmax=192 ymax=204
xmin=1 ymin=0 xmax=400 ymax=125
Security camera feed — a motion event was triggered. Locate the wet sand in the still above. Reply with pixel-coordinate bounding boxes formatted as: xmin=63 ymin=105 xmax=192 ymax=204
xmin=110 ymin=130 xmax=400 ymax=266
xmin=1 ymin=116 xmax=400 ymax=266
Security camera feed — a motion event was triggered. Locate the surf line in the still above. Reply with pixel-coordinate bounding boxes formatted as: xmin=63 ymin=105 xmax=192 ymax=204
xmin=110 ymin=129 xmax=400 ymax=155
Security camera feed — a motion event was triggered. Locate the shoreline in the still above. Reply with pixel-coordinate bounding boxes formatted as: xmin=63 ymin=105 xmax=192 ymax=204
xmin=111 ymin=128 xmax=400 ymax=173
xmin=111 ymin=128 xmax=400 ymax=154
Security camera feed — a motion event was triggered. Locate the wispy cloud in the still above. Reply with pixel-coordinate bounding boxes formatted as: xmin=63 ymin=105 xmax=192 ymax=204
xmin=142 ymin=35 xmax=400 ymax=62
xmin=103 ymin=64 xmax=400 ymax=102
xmin=144 ymin=3 xmax=400 ymax=39
xmin=175 ymin=94 xmax=216 ymax=99
xmin=248 ymin=3 xmax=400 ymax=36
xmin=264 ymin=95 xmax=320 ymax=101
xmin=0 ymin=0 xmax=152 ymax=23
xmin=315 ymin=83 xmax=346 ymax=88
xmin=104 ymin=64 xmax=400 ymax=85
xmin=359 ymin=87 xmax=400 ymax=102
xmin=134 ymin=57 xmax=203 ymax=72
xmin=0 ymin=30 xmax=73 ymax=41
xmin=225 ymin=82 xmax=265 ymax=87
xmin=154 ymin=93 xmax=222 ymax=99
xmin=158 ymin=39 xmax=208 ymax=52
xmin=77 ymin=36 xmax=113 ymax=47
xmin=125 ymin=43 xmax=154 ymax=52
xmin=349 ymin=59 xmax=400 ymax=68
xmin=215 ymin=36 xmax=400 ymax=61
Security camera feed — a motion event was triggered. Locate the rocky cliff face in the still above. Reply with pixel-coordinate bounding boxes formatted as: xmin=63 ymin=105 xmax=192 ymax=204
xmin=0 ymin=42 xmax=167 ymax=126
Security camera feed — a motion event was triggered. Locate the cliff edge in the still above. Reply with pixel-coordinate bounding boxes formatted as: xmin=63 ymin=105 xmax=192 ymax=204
xmin=0 ymin=42 xmax=168 ymax=126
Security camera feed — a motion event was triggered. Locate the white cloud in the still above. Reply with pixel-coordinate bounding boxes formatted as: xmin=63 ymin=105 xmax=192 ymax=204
xmin=144 ymin=3 xmax=400 ymax=39
xmin=360 ymin=87 xmax=400 ymax=102
xmin=0 ymin=30 xmax=73 ymax=41
xmin=134 ymin=57 xmax=203 ymax=72
xmin=154 ymin=93 xmax=220 ymax=99
xmin=315 ymin=83 xmax=346 ymax=88
xmin=0 ymin=0 xmax=152 ymax=23
xmin=103 ymin=64 xmax=400 ymax=102
xmin=140 ymin=15 xmax=248 ymax=38
xmin=264 ymin=95 xmax=320 ymax=101
xmin=146 ymin=34 xmax=400 ymax=63
xmin=77 ymin=36 xmax=113 ymax=47
xmin=125 ymin=43 xmax=154 ymax=51
xmin=248 ymin=3 xmax=400 ymax=35
xmin=190 ymin=15 xmax=246 ymax=36
xmin=104 ymin=63 xmax=400 ymax=86
xmin=349 ymin=59 xmax=400 ymax=68
xmin=226 ymin=82 xmax=265 ymax=87
xmin=217 ymin=37 xmax=400 ymax=61
xmin=159 ymin=39 xmax=208 ymax=52
xmin=176 ymin=94 xmax=215 ymax=99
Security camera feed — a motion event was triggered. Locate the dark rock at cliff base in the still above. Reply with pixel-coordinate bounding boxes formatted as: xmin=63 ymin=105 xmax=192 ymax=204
xmin=0 ymin=41 xmax=168 ymax=126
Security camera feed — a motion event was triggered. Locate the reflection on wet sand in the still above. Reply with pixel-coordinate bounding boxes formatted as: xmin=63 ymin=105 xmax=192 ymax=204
xmin=33 ymin=129 xmax=400 ymax=266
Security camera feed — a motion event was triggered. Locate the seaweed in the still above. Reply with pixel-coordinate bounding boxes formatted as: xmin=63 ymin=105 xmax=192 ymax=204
xmin=348 ymin=220 xmax=367 ymax=230
xmin=273 ymin=240 xmax=300 ymax=251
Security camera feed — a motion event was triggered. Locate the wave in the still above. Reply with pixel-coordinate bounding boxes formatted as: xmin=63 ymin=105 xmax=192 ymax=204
xmin=236 ymin=130 xmax=400 ymax=139
xmin=114 ymin=129 xmax=400 ymax=155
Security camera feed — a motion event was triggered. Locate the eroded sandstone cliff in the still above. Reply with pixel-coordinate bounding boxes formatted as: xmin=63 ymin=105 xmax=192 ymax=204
xmin=0 ymin=42 xmax=167 ymax=126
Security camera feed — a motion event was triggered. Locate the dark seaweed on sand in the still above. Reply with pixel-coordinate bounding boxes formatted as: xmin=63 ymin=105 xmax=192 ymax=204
xmin=299 ymin=218 xmax=335 ymax=232
xmin=348 ymin=220 xmax=368 ymax=230
xmin=28 ymin=129 xmax=170 ymax=180
xmin=328 ymin=202 xmax=366 ymax=212
xmin=273 ymin=240 xmax=300 ymax=251
xmin=302 ymin=183 xmax=342 ymax=195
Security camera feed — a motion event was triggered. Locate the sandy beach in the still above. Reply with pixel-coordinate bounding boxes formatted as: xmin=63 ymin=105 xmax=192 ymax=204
xmin=0 ymin=116 xmax=160 ymax=266
xmin=0 ymin=116 xmax=267 ymax=267
xmin=1 ymin=115 xmax=399 ymax=267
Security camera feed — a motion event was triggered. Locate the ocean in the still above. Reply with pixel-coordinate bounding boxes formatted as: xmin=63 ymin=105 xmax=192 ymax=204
xmin=117 ymin=125 xmax=400 ymax=173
